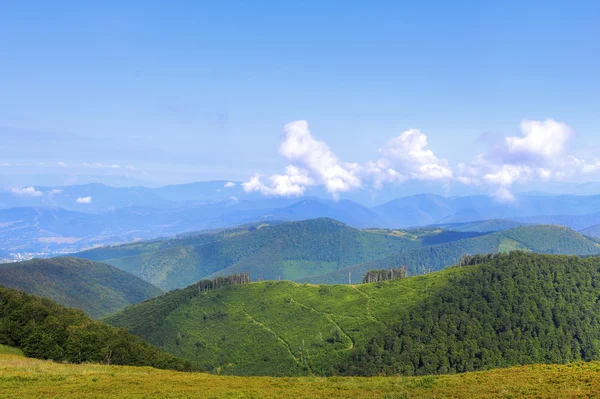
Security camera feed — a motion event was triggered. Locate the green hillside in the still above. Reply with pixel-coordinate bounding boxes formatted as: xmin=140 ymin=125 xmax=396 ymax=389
xmin=107 ymin=252 xmax=600 ymax=377
xmin=76 ymin=219 xmax=470 ymax=290
xmin=0 ymin=258 xmax=163 ymax=318
xmin=303 ymin=225 xmax=600 ymax=284
xmin=0 ymin=285 xmax=196 ymax=371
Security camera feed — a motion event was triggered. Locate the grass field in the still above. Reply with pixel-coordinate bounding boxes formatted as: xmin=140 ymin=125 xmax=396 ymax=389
xmin=1 ymin=354 xmax=600 ymax=398
xmin=0 ymin=345 xmax=23 ymax=356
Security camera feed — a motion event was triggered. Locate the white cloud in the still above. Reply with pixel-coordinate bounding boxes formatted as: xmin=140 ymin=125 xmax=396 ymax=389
xmin=76 ymin=196 xmax=92 ymax=204
xmin=378 ymin=129 xmax=452 ymax=180
xmin=455 ymin=119 xmax=599 ymax=200
xmin=246 ymin=119 xmax=600 ymax=200
xmin=11 ymin=186 xmax=43 ymax=197
xmin=224 ymin=181 xmax=236 ymax=188
xmin=82 ymin=162 xmax=102 ymax=168
xmin=244 ymin=121 xmax=450 ymax=198
xmin=126 ymin=165 xmax=136 ymax=170
xmin=243 ymin=166 xmax=314 ymax=197
xmin=493 ymin=187 xmax=516 ymax=203
xmin=47 ymin=189 xmax=62 ymax=195
xmin=505 ymin=119 xmax=574 ymax=158
xmin=277 ymin=121 xmax=362 ymax=196
xmin=57 ymin=161 xmax=67 ymax=168
xmin=1 ymin=162 xmax=10 ymax=167
xmin=80 ymin=162 xmax=122 ymax=170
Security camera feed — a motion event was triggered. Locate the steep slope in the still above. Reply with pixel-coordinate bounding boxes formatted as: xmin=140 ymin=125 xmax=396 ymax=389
xmin=107 ymin=252 xmax=600 ymax=377
xmin=0 ymin=257 xmax=163 ymax=318
xmin=75 ymin=219 xmax=425 ymax=289
xmin=302 ymin=225 xmax=600 ymax=284
xmin=0 ymin=285 xmax=195 ymax=371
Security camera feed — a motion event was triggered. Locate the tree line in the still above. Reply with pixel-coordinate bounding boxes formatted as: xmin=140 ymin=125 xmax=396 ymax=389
xmin=362 ymin=266 xmax=408 ymax=283
xmin=194 ymin=273 xmax=250 ymax=293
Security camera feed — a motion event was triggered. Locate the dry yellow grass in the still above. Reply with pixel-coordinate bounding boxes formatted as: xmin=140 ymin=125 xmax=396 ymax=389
xmin=1 ymin=355 xmax=600 ymax=398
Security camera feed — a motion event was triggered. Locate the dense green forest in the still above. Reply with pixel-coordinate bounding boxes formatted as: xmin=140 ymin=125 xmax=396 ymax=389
xmin=0 ymin=257 xmax=163 ymax=318
xmin=0 ymin=285 xmax=196 ymax=371
xmin=303 ymin=225 xmax=600 ymax=284
xmin=76 ymin=219 xmax=480 ymax=289
xmin=107 ymin=252 xmax=600 ymax=377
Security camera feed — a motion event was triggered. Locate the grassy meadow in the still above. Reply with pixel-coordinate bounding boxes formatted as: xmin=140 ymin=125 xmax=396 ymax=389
xmin=1 ymin=354 xmax=600 ymax=398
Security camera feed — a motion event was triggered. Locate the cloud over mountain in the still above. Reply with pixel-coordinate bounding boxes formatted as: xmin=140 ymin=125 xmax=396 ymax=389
xmin=10 ymin=186 xmax=43 ymax=197
xmin=244 ymin=119 xmax=599 ymax=200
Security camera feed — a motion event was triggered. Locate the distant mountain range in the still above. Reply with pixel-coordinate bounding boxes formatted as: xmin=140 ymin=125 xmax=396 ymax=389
xmin=5 ymin=181 xmax=600 ymax=258
xmin=73 ymin=219 xmax=600 ymax=289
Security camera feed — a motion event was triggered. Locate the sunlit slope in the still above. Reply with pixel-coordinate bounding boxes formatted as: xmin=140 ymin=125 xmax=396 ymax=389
xmin=0 ymin=257 xmax=163 ymax=318
xmin=108 ymin=252 xmax=600 ymax=377
xmin=303 ymin=225 xmax=600 ymax=284
xmin=3 ymin=354 xmax=600 ymax=399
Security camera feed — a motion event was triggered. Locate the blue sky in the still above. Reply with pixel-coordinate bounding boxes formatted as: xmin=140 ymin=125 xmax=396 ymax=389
xmin=1 ymin=1 xmax=600 ymax=198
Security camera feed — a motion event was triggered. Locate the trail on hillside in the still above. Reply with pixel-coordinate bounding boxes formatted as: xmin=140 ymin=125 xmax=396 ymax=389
xmin=289 ymin=298 xmax=355 ymax=351
xmin=351 ymin=286 xmax=386 ymax=326
xmin=215 ymin=298 xmax=308 ymax=370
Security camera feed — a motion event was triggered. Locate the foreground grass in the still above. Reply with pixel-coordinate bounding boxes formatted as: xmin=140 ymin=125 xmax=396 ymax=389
xmin=2 ymin=355 xmax=600 ymax=398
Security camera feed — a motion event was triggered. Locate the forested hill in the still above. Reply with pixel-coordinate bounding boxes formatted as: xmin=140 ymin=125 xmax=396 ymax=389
xmin=106 ymin=252 xmax=600 ymax=377
xmin=75 ymin=219 xmax=480 ymax=290
xmin=0 ymin=285 xmax=196 ymax=371
xmin=302 ymin=225 xmax=600 ymax=284
xmin=0 ymin=258 xmax=163 ymax=318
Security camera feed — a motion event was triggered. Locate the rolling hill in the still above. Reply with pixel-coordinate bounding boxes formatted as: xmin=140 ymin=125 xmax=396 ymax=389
xmin=75 ymin=219 xmax=481 ymax=290
xmin=302 ymin=225 xmax=600 ymax=284
xmin=0 ymin=285 xmax=195 ymax=371
xmin=0 ymin=257 xmax=163 ymax=318
xmin=107 ymin=252 xmax=600 ymax=377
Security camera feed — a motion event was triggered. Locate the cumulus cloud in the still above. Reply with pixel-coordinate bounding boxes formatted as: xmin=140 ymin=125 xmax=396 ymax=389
xmin=110 ymin=164 xmax=120 ymax=169
xmin=224 ymin=181 xmax=236 ymax=188
xmin=245 ymin=119 xmax=598 ymax=200
xmin=243 ymin=121 xmax=449 ymax=198
xmin=455 ymin=118 xmax=597 ymax=201
xmin=47 ymin=189 xmax=62 ymax=195
xmin=505 ymin=119 xmax=574 ymax=159
xmin=11 ymin=186 xmax=43 ymax=197
xmin=1 ymin=162 xmax=10 ymax=167
xmin=277 ymin=121 xmax=362 ymax=195
xmin=76 ymin=196 xmax=92 ymax=204
xmin=378 ymin=129 xmax=452 ymax=180
xmin=126 ymin=165 xmax=136 ymax=170
xmin=57 ymin=161 xmax=67 ymax=168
